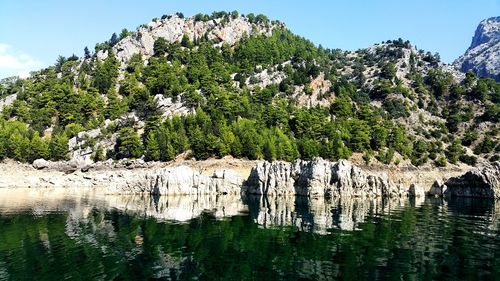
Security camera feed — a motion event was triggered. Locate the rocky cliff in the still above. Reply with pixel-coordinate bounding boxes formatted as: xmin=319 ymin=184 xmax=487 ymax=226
xmin=454 ymin=16 xmax=500 ymax=81
xmin=444 ymin=162 xmax=500 ymax=198
xmin=246 ymin=158 xmax=406 ymax=197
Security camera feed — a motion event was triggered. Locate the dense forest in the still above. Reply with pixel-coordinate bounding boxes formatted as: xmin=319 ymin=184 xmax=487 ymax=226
xmin=0 ymin=11 xmax=498 ymax=167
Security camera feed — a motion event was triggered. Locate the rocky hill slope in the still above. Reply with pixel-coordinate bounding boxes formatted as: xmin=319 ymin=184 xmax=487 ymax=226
xmin=454 ymin=16 xmax=500 ymax=81
xmin=0 ymin=12 xmax=498 ymax=170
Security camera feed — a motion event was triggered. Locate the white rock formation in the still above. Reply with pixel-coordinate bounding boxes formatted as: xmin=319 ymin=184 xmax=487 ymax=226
xmin=246 ymin=158 xmax=404 ymax=197
xmin=100 ymin=14 xmax=283 ymax=68
xmin=444 ymin=162 xmax=500 ymax=199
xmin=454 ymin=16 xmax=500 ymax=81
xmin=0 ymin=93 xmax=16 ymax=111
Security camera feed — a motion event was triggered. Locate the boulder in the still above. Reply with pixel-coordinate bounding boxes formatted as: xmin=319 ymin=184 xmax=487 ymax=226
xmin=427 ymin=179 xmax=447 ymax=197
xmin=408 ymin=184 xmax=425 ymax=198
xmin=444 ymin=162 xmax=500 ymax=198
xmin=32 ymin=159 xmax=78 ymax=172
xmin=33 ymin=159 xmax=50 ymax=170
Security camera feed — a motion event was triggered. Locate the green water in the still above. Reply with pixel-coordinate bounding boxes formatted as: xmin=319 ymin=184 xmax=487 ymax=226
xmin=0 ymin=191 xmax=498 ymax=281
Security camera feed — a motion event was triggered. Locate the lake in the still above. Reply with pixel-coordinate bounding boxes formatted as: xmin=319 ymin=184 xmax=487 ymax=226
xmin=0 ymin=189 xmax=498 ymax=280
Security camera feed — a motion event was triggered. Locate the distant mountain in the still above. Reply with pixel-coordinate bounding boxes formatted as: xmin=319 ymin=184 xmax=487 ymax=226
xmin=454 ymin=16 xmax=500 ymax=81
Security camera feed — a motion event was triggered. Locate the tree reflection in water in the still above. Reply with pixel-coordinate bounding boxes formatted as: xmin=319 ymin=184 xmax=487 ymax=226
xmin=0 ymin=189 xmax=498 ymax=280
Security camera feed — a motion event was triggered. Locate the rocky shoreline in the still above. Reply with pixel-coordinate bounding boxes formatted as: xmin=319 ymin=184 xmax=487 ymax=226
xmin=0 ymin=157 xmax=499 ymax=199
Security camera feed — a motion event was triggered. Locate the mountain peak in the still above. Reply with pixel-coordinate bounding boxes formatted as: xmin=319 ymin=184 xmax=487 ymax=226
xmin=469 ymin=16 xmax=500 ymax=50
xmin=96 ymin=12 xmax=284 ymax=66
xmin=454 ymin=16 xmax=500 ymax=81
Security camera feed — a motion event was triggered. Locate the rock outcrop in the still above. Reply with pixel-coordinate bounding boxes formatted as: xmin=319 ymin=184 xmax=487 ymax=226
xmin=33 ymin=158 xmax=78 ymax=171
xmin=98 ymin=14 xmax=283 ymax=68
xmin=26 ymin=163 xmax=244 ymax=196
xmin=427 ymin=179 xmax=447 ymax=197
xmin=408 ymin=184 xmax=425 ymax=198
xmin=444 ymin=162 xmax=500 ymax=199
xmin=122 ymin=166 xmax=244 ymax=195
xmin=0 ymin=93 xmax=16 ymax=112
xmin=453 ymin=16 xmax=500 ymax=81
xmin=246 ymin=158 xmax=404 ymax=197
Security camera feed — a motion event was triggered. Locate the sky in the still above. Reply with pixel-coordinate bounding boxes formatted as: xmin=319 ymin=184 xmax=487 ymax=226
xmin=0 ymin=0 xmax=498 ymax=79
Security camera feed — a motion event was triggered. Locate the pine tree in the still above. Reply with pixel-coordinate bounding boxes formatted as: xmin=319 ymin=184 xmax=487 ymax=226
xmin=49 ymin=133 xmax=69 ymax=161
xmin=84 ymin=46 xmax=91 ymax=59
xmin=145 ymin=131 xmax=160 ymax=161
xmin=29 ymin=132 xmax=49 ymax=162
xmin=105 ymin=89 xmax=127 ymax=120
xmin=115 ymin=127 xmax=142 ymax=159
xmin=108 ymin=33 xmax=119 ymax=47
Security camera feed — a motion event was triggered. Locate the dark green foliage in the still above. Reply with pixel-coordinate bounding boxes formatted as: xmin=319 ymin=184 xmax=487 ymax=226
xmin=144 ymin=131 xmax=161 ymax=161
xmin=383 ymin=98 xmax=409 ymax=119
xmin=1 ymin=12 xmax=497 ymax=167
xmin=92 ymin=145 xmax=106 ymax=162
xmin=459 ymin=154 xmax=477 ymax=166
xmin=49 ymin=133 xmax=69 ymax=161
xmin=153 ymin=38 xmax=168 ymax=56
xmin=446 ymin=139 xmax=465 ymax=164
xmin=473 ymin=136 xmax=496 ymax=155
xmin=114 ymin=127 xmax=142 ymax=159
xmin=93 ymin=51 xmax=119 ymax=94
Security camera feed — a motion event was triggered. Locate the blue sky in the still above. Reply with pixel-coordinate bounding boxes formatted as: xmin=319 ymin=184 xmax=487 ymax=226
xmin=0 ymin=0 xmax=498 ymax=78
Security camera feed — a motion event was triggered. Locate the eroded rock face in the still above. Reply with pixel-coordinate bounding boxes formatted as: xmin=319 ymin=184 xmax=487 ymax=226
xmin=454 ymin=17 xmax=500 ymax=81
xmin=100 ymin=14 xmax=283 ymax=68
xmin=246 ymin=158 xmax=403 ymax=197
xmin=444 ymin=162 xmax=500 ymax=199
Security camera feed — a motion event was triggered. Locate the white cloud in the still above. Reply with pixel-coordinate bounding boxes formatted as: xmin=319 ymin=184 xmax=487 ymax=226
xmin=0 ymin=43 xmax=42 ymax=78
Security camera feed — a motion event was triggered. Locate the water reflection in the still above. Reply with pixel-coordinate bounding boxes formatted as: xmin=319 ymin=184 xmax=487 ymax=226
xmin=0 ymin=188 xmax=496 ymax=234
xmin=0 ymin=188 xmax=498 ymax=280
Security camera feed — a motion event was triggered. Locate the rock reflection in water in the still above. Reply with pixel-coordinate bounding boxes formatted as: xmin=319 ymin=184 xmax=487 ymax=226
xmin=0 ymin=188 xmax=248 ymax=222
xmin=0 ymin=188 xmax=499 ymax=280
xmin=0 ymin=188 xmax=421 ymax=234
xmin=245 ymin=195 xmax=419 ymax=233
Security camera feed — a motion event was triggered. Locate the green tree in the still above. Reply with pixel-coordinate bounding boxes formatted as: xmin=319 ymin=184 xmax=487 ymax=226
xmin=446 ymin=139 xmax=465 ymax=164
xmin=153 ymin=38 xmax=169 ymax=56
xmin=115 ymin=127 xmax=142 ymax=159
xmin=93 ymin=51 xmax=119 ymax=94
xmin=145 ymin=131 xmax=161 ymax=161
xmin=29 ymin=132 xmax=49 ymax=162
xmin=49 ymin=133 xmax=69 ymax=161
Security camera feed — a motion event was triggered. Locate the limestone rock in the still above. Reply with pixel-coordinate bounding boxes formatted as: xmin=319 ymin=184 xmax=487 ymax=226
xmin=246 ymin=158 xmax=402 ymax=197
xmin=444 ymin=162 xmax=500 ymax=198
xmin=154 ymin=94 xmax=193 ymax=118
xmin=408 ymin=183 xmax=425 ymax=198
xmin=0 ymin=93 xmax=17 ymax=112
xmin=104 ymin=14 xmax=283 ymax=69
xmin=33 ymin=159 xmax=50 ymax=170
xmin=111 ymin=165 xmax=244 ymax=195
xmin=32 ymin=159 xmax=77 ymax=171
xmin=453 ymin=17 xmax=500 ymax=81
xmin=428 ymin=179 xmax=447 ymax=197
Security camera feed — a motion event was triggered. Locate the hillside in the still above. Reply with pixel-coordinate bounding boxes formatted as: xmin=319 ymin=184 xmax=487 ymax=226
xmin=0 ymin=11 xmax=498 ymax=169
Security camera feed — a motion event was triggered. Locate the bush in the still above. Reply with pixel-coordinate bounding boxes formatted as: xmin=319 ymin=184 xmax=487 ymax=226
xmin=435 ymin=155 xmax=447 ymax=167
xmin=459 ymin=154 xmax=477 ymax=166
